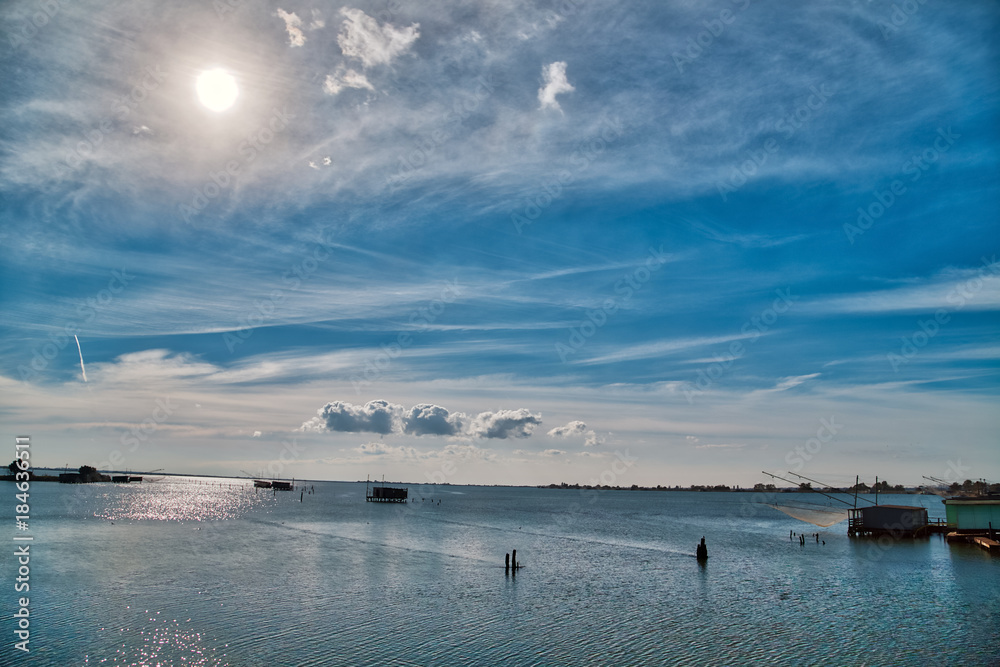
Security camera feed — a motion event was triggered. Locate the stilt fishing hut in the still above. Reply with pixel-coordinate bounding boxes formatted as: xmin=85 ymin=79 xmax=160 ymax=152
xmin=366 ymin=475 xmax=408 ymax=503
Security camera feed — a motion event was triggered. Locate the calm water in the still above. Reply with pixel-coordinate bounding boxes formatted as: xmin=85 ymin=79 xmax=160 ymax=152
xmin=5 ymin=478 xmax=999 ymax=666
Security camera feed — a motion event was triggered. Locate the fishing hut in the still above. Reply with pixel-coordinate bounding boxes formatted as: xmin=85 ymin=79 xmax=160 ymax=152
xmin=272 ymin=480 xmax=293 ymax=491
xmin=253 ymin=480 xmax=272 ymax=489
xmin=366 ymin=476 xmax=408 ymax=503
xmin=847 ymin=505 xmax=928 ymax=537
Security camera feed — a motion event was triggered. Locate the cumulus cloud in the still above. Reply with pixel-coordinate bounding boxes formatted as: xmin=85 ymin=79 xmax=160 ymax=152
xmin=547 ymin=420 xmax=588 ymax=438
xmin=403 ymin=404 xmax=465 ymax=436
xmin=548 ymin=420 xmax=604 ymax=447
xmin=323 ymin=67 xmax=375 ymax=95
xmin=276 ymin=9 xmax=307 ymax=47
xmin=469 ymin=408 xmax=542 ymax=439
xmin=302 ymin=400 xmax=401 ymax=434
xmin=304 ymin=400 xmax=541 ymax=440
xmin=541 ymin=449 xmax=566 ymax=457
xmin=538 ymin=61 xmax=574 ymax=112
xmin=337 ymin=8 xmax=420 ymax=68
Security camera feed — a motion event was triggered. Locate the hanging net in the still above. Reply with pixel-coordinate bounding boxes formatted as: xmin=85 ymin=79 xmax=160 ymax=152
xmin=767 ymin=503 xmax=850 ymax=527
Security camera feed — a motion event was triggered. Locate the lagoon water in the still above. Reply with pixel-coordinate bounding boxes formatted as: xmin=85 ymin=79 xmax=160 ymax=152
xmin=7 ymin=477 xmax=1000 ymax=666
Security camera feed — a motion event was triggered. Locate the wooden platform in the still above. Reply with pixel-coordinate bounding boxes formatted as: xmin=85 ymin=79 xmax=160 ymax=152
xmin=945 ymin=532 xmax=1000 ymax=554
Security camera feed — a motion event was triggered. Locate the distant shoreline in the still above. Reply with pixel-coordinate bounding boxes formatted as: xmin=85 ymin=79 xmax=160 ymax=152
xmin=1 ymin=470 xmax=940 ymax=494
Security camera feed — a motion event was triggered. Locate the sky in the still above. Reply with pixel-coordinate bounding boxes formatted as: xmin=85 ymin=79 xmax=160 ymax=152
xmin=0 ymin=0 xmax=997 ymax=488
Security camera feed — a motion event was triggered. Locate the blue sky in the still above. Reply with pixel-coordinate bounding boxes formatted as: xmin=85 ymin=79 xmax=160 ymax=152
xmin=1 ymin=0 xmax=997 ymax=487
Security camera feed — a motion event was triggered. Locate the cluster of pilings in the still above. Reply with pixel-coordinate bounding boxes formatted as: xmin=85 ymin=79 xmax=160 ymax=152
xmin=505 ymin=549 xmax=522 ymax=574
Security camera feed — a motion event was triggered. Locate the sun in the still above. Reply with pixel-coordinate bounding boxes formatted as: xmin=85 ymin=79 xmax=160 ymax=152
xmin=196 ymin=68 xmax=238 ymax=112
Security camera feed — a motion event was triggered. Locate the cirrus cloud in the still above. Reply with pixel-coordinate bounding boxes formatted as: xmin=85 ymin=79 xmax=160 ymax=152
xmin=337 ymin=8 xmax=420 ymax=68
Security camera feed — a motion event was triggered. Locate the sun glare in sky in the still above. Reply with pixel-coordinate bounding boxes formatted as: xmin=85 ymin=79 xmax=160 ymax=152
xmin=195 ymin=68 xmax=238 ymax=112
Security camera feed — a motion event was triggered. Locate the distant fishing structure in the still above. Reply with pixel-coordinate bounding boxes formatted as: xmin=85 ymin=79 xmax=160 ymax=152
xmin=74 ymin=335 xmax=88 ymax=382
xmin=760 ymin=470 xmax=873 ymax=527
xmin=366 ymin=475 xmax=408 ymax=503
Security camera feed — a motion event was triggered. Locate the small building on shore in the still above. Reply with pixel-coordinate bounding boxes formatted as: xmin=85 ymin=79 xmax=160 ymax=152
xmin=943 ymin=496 xmax=1000 ymax=532
xmin=848 ymin=505 xmax=928 ymax=537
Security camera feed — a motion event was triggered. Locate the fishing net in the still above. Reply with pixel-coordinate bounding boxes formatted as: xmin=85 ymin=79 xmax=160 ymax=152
xmin=767 ymin=503 xmax=849 ymax=527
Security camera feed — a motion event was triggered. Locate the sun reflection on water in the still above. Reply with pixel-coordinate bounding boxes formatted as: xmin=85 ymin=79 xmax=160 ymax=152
xmin=86 ymin=609 xmax=229 ymax=666
xmin=94 ymin=477 xmax=272 ymax=522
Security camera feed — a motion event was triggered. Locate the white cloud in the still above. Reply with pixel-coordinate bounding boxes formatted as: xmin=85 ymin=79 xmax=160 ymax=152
xmin=403 ymin=404 xmax=465 ymax=436
xmin=337 ymin=8 xmax=420 ymax=68
xmin=252 ymin=431 xmax=262 ymax=438
xmin=695 ymin=443 xmax=746 ymax=450
xmin=538 ymin=61 xmax=574 ymax=112
xmin=356 ymin=441 xmax=421 ymax=459
xmin=302 ymin=400 xmax=401 ymax=434
xmin=276 ymin=9 xmax=307 ymax=47
xmin=323 ymin=67 xmax=375 ymax=95
xmin=303 ymin=400 xmax=541 ymax=440
xmin=548 ymin=420 xmax=604 ymax=447
xmin=469 ymin=408 xmax=542 ymax=439
xmin=764 ymin=373 xmax=821 ymax=394
xmin=547 ymin=420 xmax=587 ymax=437
xmin=808 ymin=262 xmax=1000 ymax=314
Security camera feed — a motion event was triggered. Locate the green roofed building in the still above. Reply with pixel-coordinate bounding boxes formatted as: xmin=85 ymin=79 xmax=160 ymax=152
xmin=943 ymin=496 xmax=1000 ymax=531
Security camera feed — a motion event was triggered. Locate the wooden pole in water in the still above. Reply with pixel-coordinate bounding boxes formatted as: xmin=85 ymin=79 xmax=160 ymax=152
xmin=512 ymin=549 xmax=517 ymax=570
xmin=505 ymin=553 xmax=510 ymax=573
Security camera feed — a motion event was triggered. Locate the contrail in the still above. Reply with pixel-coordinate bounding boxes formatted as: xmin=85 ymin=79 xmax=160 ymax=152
xmin=74 ymin=335 xmax=88 ymax=382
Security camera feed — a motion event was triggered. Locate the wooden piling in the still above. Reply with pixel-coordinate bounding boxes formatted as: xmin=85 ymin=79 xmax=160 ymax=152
xmin=505 ymin=553 xmax=510 ymax=573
